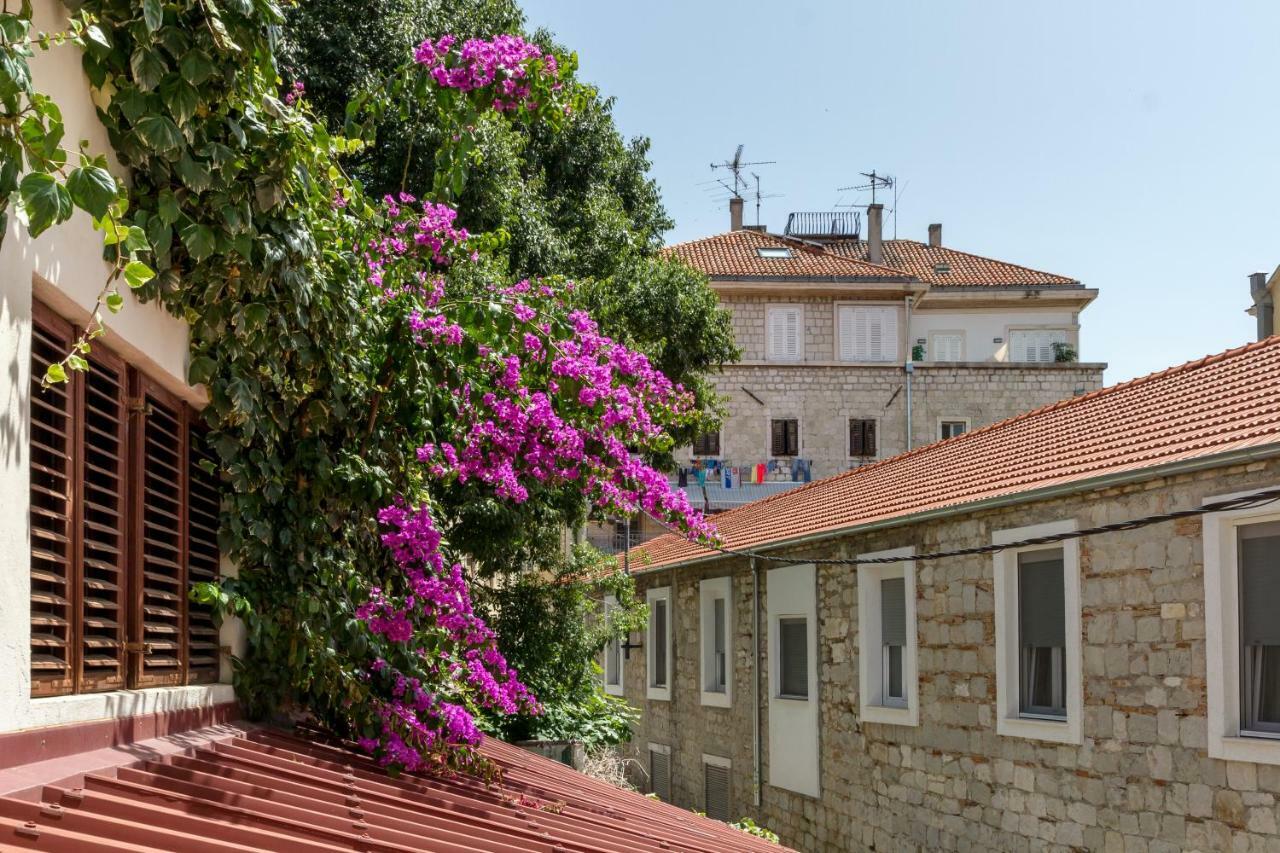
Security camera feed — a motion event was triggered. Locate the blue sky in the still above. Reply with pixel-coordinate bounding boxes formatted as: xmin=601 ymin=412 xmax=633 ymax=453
xmin=520 ymin=0 xmax=1280 ymax=383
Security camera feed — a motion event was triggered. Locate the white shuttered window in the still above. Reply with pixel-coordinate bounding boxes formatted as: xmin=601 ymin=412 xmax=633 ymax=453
xmin=1010 ymin=329 xmax=1069 ymax=363
xmin=766 ymin=306 xmax=802 ymax=362
xmin=839 ymin=305 xmax=898 ymax=362
xmin=931 ymin=333 xmax=964 ymax=362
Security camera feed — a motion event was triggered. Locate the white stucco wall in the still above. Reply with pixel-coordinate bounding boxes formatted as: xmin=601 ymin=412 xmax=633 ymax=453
xmin=0 ymin=3 xmax=234 ymax=734
xmin=767 ymin=562 xmax=820 ymax=798
xmin=908 ymin=306 xmax=1079 ymax=362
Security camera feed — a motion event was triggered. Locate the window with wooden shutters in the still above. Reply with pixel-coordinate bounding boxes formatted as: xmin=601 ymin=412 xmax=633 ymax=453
xmin=849 ymin=419 xmax=876 ymax=458
xmin=186 ymin=426 xmax=221 ymax=684
xmin=29 ymin=309 xmax=76 ymax=697
xmin=838 ymin=305 xmax=898 ymax=362
xmin=691 ymin=431 xmax=720 ymax=457
xmin=649 ymin=746 xmax=671 ymax=801
xmin=1010 ymin=329 xmax=1068 ymax=363
xmin=766 ymin=306 xmax=801 ymax=362
xmin=703 ymin=759 xmax=731 ymax=822
xmin=770 ymin=418 xmax=799 ymax=457
xmin=931 ymin=333 xmax=964 ymax=362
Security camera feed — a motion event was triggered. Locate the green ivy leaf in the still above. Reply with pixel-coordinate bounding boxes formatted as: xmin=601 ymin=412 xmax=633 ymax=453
xmin=188 ymin=355 xmax=217 ymax=385
xmin=176 ymin=149 xmax=211 ymax=192
xmin=181 ymin=222 xmax=217 ymax=260
xmin=179 ymin=49 xmax=214 ymax=85
xmin=18 ymin=172 xmax=73 ymax=237
xmin=133 ymin=115 xmax=183 ymax=152
xmin=129 ymin=48 xmax=167 ymax=91
xmin=44 ymin=362 xmax=67 ymax=384
xmin=83 ymin=24 xmax=110 ymax=50
xmin=143 ymin=0 xmax=164 ymax=32
xmin=106 ymin=292 xmax=125 ymax=313
xmin=160 ymin=74 xmax=199 ymax=126
xmin=157 ymin=189 xmax=181 ymax=225
xmin=66 ymin=165 xmax=117 ymax=219
xmin=123 ymin=260 xmax=155 ymax=289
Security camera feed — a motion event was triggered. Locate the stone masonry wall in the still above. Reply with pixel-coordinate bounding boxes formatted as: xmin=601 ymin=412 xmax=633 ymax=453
xmin=618 ymin=457 xmax=1280 ymax=852
xmin=679 ymin=362 xmax=1105 ymax=481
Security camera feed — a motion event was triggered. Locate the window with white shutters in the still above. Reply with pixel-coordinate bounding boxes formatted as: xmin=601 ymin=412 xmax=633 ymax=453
xmin=931 ymin=333 xmax=964 ymax=362
xmin=703 ymin=759 xmax=731 ymax=822
xmin=766 ymin=306 xmax=802 ymax=362
xmin=1010 ymin=329 xmax=1069 ymax=363
xmin=29 ymin=300 xmax=223 ymax=698
xmin=838 ymin=305 xmax=898 ymax=362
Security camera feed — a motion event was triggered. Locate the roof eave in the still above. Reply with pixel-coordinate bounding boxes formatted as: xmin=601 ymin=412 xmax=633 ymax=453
xmin=635 ymin=441 xmax=1280 ymax=573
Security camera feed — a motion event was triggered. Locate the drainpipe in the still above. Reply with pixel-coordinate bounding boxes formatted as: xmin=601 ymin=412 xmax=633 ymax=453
xmin=904 ymin=295 xmax=916 ymax=450
xmin=752 ymin=557 xmax=762 ymax=807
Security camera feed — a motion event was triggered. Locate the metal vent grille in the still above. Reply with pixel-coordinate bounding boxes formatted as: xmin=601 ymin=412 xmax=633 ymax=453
xmin=79 ymin=349 xmax=128 ymax=692
xmin=185 ymin=426 xmax=221 ymax=683
xmin=28 ymin=318 xmax=75 ymax=697
xmin=704 ymin=761 xmax=731 ymax=822
xmin=650 ymin=749 xmax=671 ymax=801
xmin=133 ymin=383 xmax=186 ymax=687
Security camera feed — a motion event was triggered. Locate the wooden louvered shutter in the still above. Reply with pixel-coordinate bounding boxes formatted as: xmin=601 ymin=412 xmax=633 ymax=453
xmin=849 ymin=419 xmax=864 ymax=457
xmin=864 ymin=419 xmax=877 ymax=457
xmin=29 ymin=307 xmax=76 ymax=697
xmin=650 ymin=748 xmax=671 ymax=801
xmin=79 ymin=346 xmax=129 ymax=692
xmin=130 ymin=377 xmax=187 ymax=688
xmin=704 ymin=762 xmax=730 ymax=822
xmin=185 ymin=421 xmax=221 ymax=684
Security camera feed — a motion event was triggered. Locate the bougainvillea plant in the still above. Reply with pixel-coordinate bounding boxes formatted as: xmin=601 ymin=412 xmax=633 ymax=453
xmin=8 ymin=0 xmax=716 ymax=778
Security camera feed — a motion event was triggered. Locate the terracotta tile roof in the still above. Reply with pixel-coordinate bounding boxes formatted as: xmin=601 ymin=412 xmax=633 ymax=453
xmin=824 ymin=238 xmax=1079 ymax=287
xmin=664 ymin=229 xmax=912 ymax=281
xmin=0 ymin=727 xmax=787 ymax=852
xmin=633 ymin=337 xmax=1280 ymax=570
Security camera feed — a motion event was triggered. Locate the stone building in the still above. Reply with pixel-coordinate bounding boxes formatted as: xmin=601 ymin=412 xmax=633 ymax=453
xmin=606 ymin=336 xmax=1280 ymax=852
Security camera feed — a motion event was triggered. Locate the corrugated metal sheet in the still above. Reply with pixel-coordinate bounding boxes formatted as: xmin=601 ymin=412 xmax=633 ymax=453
xmin=0 ymin=727 xmax=788 ymax=852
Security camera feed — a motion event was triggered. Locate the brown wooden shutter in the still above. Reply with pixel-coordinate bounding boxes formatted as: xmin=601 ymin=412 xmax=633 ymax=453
xmin=129 ymin=377 xmax=187 ymax=688
xmin=849 ymin=419 xmax=864 ymax=457
xmin=185 ymin=420 xmax=221 ymax=684
xmin=770 ymin=420 xmax=785 ymax=456
xmin=864 ymin=419 xmax=877 ymax=457
xmin=79 ymin=346 xmax=129 ymax=692
xmin=29 ymin=306 xmax=76 ymax=697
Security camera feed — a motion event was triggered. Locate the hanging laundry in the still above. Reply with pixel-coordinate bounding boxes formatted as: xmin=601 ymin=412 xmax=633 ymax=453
xmin=723 ymin=466 xmax=733 ymax=489
xmin=677 ymin=468 xmax=688 ymax=487
xmin=696 ymin=467 xmax=707 ymax=486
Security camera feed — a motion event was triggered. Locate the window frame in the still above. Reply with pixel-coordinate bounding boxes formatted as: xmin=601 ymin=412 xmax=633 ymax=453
xmin=756 ymin=247 xmax=793 ymax=259
xmin=702 ymin=753 xmax=732 ymax=821
xmin=700 ymin=576 xmax=733 ymax=707
xmin=602 ymin=594 xmax=624 ymax=696
xmin=769 ymin=417 xmax=800 ymax=458
xmin=1008 ymin=328 xmax=1070 ymax=363
xmin=993 ymin=519 xmax=1082 ymax=744
xmin=836 ymin=302 xmax=899 ymax=363
xmin=929 ymin=331 xmax=966 ymax=363
xmin=691 ymin=431 xmax=721 ymax=458
xmin=646 ymin=585 xmax=673 ymax=701
xmin=938 ymin=418 xmax=969 ymax=441
xmin=1204 ymin=488 xmax=1280 ymax=765
xmin=648 ymin=742 xmax=672 ymax=800
xmin=857 ymin=546 xmax=919 ymax=726
xmin=765 ymin=304 xmax=803 ymax=363
xmin=776 ymin=616 xmax=810 ymax=700
xmin=848 ymin=417 xmax=878 ymax=460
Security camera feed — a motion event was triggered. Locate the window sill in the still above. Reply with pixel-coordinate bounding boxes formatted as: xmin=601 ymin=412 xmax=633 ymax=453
xmin=603 ymin=683 xmax=624 ymax=697
xmin=997 ymin=714 xmax=1081 ymax=744
xmin=17 ymin=683 xmax=235 ymax=734
xmin=776 ymin=695 xmax=810 ymax=703
xmin=646 ymin=687 xmax=671 ymax=702
xmin=700 ymin=690 xmax=732 ymax=708
xmin=859 ymin=703 xmax=918 ymax=727
xmin=1209 ymin=735 xmax=1280 ymax=766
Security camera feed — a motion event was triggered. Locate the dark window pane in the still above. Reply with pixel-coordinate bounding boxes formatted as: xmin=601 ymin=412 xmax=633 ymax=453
xmin=885 ymin=644 xmax=904 ymax=701
xmin=1240 ymin=523 xmax=1280 ymax=732
xmin=1018 ymin=549 xmax=1066 ymax=717
xmin=693 ymin=432 xmax=720 ymax=456
xmin=712 ymin=597 xmax=726 ymax=692
xmin=771 ymin=419 xmax=799 ymax=457
xmin=779 ymin=617 xmax=808 ymax=698
xmin=652 ymin=599 xmax=668 ymax=688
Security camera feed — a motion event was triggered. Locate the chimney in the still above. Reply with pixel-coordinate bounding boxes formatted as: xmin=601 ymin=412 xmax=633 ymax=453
xmin=867 ymin=203 xmax=884 ymax=265
xmin=1250 ymin=271 xmax=1274 ymax=341
xmin=928 ymin=223 xmax=942 ymax=248
xmin=729 ymin=197 xmax=744 ymax=232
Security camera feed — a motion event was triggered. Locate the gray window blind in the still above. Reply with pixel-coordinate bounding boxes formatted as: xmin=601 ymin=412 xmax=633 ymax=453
xmin=779 ymin=617 xmax=808 ymax=698
xmin=712 ymin=597 xmax=726 ymax=691
xmin=1240 ymin=522 xmax=1280 ymax=732
xmin=1018 ymin=549 xmax=1065 ymax=648
xmin=652 ymin=599 xmax=668 ymax=688
xmin=880 ymin=577 xmax=906 ymax=646
xmin=650 ymin=749 xmax=671 ymax=801
xmin=704 ymin=762 xmax=731 ymax=822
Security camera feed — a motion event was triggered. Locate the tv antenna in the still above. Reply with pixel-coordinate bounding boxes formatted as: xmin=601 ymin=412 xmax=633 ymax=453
xmin=710 ymin=144 xmax=775 ymax=199
xmin=837 ymin=170 xmax=896 ymax=206
xmin=750 ymin=173 xmax=783 ymax=227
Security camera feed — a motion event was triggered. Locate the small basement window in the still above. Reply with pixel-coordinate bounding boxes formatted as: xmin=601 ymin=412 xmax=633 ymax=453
xmin=756 ymin=247 xmax=793 ymax=259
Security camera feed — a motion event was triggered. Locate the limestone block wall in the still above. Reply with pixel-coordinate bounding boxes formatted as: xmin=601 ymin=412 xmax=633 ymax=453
xmin=617 ymin=456 xmax=1280 ymax=852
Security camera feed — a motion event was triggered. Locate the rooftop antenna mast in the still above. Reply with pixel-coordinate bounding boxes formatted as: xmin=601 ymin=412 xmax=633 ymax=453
xmin=750 ymin=172 xmax=783 ymax=227
xmin=837 ymin=170 xmax=896 ymax=206
xmin=710 ymin=144 xmax=775 ymax=199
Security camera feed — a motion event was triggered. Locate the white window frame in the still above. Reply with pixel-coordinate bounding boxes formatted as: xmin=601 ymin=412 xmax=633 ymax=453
xmin=1204 ymin=488 xmax=1280 ymax=765
xmin=646 ymin=586 xmax=673 ymax=701
xmin=857 ymin=546 xmax=918 ymax=726
xmin=993 ymin=519 xmax=1083 ymax=744
xmin=602 ymin=594 xmax=624 ymax=696
xmin=700 ymin=576 xmax=733 ymax=708
xmin=1008 ymin=328 xmax=1070 ymax=363
xmin=929 ymin=331 xmax=966 ymax=363
xmin=836 ymin=302 xmax=899 ymax=363
xmin=765 ymin=304 xmax=803 ymax=363
xmin=938 ymin=417 xmax=970 ymax=441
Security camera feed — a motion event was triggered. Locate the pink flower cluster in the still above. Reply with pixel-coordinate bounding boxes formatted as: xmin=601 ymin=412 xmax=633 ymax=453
xmin=284 ymin=80 xmax=305 ymax=106
xmin=365 ymin=194 xmax=470 ymax=296
xmin=413 ymin=34 xmax=558 ymax=112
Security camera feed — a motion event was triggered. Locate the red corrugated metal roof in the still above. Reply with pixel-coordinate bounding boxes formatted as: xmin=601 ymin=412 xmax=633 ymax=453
xmin=0 ymin=728 xmax=787 ymax=852
xmin=633 ymin=336 xmax=1280 ymax=570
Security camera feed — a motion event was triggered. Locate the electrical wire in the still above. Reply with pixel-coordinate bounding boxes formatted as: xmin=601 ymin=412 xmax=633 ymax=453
xmin=634 ymin=487 xmax=1280 ymax=567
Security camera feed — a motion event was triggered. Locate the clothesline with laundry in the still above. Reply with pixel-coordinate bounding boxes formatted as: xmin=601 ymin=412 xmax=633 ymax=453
xmin=676 ymin=456 xmax=813 ymax=488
